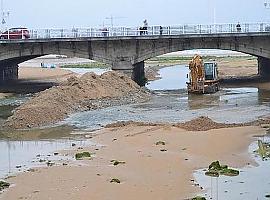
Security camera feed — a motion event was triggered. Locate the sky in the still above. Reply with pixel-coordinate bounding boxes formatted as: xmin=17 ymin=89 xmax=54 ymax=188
xmin=2 ymin=0 xmax=270 ymax=29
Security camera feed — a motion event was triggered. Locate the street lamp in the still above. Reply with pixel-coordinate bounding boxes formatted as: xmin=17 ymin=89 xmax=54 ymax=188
xmin=104 ymin=15 xmax=127 ymax=28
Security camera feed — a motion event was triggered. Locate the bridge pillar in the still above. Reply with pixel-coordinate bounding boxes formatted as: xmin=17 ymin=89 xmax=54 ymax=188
xmin=112 ymin=60 xmax=146 ymax=86
xmin=258 ymin=57 xmax=270 ymax=79
xmin=132 ymin=61 xmax=146 ymax=86
xmin=0 ymin=65 xmax=19 ymax=83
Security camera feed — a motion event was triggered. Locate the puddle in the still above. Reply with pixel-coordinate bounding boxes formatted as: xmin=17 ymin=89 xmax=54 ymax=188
xmin=0 ymin=94 xmax=30 ymax=126
xmin=193 ymin=136 xmax=270 ymax=200
xmin=0 ymin=138 xmax=97 ymax=179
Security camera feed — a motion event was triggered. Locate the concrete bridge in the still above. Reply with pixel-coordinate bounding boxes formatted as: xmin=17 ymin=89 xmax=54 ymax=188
xmin=1 ymin=23 xmax=270 ymax=85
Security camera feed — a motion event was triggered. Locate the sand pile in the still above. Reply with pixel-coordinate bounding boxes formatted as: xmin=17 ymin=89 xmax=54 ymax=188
xmin=4 ymin=71 xmax=150 ymax=129
xmin=174 ymin=116 xmax=244 ymax=131
xmin=105 ymin=116 xmax=248 ymax=131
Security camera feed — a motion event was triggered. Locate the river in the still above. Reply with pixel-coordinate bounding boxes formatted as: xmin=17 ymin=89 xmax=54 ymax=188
xmin=0 ymin=65 xmax=270 ymax=199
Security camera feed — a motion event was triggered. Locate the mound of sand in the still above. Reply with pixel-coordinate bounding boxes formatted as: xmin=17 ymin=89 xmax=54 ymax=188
xmin=105 ymin=116 xmax=249 ymax=131
xmin=174 ymin=116 xmax=244 ymax=131
xmin=4 ymin=71 xmax=150 ymax=129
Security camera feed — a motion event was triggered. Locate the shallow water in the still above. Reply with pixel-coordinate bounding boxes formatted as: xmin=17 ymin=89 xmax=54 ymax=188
xmin=0 ymin=138 xmax=95 ymax=179
xmin=0 ymin=94 xmax=30 ymax=126
xmin=1 ymin=64 xmax=270 ymax=198
xmin=193 ymin=136 xmax=270 ymax=200
xmin=63 ymin=65 xmax=270 ymax=129
xmin=147 ymin=65 xmax=189 ymax=90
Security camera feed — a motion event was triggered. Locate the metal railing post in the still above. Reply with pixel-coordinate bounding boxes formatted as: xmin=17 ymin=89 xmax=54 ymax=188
xmin=260 ymin=23 xmax=264 ymax=32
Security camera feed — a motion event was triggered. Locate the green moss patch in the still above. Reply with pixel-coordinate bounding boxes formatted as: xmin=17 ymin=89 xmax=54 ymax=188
xmin=75 ymin=152 xmax=92 ymax=160
xmin=205 ymin=161 xmax=239 ymax=177
xmin=156 ymin=141 xmax=166 ymax=145
xmin=192 ymin=196 xmax=206 ymax=200
xmin=110 ymin=160 xmax=126 ymax=166
xmin=255 ymin=140 xmax=270 ymax=160
xmin=0 ymin=181 xmax=10 ymax=191
xmin=110 ymin=178 xmax=121 ymax=184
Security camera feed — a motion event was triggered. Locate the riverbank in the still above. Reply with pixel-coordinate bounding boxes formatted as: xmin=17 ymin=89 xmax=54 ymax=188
xmin=1 ymin=122 xmax=265 ymax=200
xmin=145 ymin=55 xmax=257 ymax=81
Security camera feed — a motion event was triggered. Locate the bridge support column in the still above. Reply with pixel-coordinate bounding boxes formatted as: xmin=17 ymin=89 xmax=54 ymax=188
xmin=112 ymin=61 xmax=146 ymax=86
xmin=0 ymin=65 xmax=19 ymax=83
xmin=258 ymin=57 xmax=270 ymax=79
xmin=132 ymin=61 xmax=146 ymax=86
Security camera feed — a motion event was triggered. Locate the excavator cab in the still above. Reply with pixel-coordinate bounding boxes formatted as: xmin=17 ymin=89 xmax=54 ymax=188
xmin=204 ymin=62 xmax=218 ymax=81
xmin=187 ymin=55 xmax=220 ymax=94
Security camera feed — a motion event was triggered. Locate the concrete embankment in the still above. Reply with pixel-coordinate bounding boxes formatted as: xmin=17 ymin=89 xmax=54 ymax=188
xmin=4 ymin=71 xmax=150 ymax=129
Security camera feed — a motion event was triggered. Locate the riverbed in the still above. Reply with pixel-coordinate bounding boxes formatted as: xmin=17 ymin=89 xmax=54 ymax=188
xmin=0 ymin=65 xmax=270 ymax=199
xmin=63 ymin=65 xmax=270 ymax=129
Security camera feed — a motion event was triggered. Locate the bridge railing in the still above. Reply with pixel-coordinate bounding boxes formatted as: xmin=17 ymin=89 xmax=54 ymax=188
xmin=1 ymin=23 xmax=270 ymax=40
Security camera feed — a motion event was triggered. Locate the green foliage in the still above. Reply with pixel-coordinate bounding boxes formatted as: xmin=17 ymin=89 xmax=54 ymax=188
xmin=75 ymin=152 xmax=92 ymax=160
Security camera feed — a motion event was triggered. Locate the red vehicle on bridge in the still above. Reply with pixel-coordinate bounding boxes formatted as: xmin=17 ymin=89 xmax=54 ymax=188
xmin=0 ymin=27 xmax=30 ymax=39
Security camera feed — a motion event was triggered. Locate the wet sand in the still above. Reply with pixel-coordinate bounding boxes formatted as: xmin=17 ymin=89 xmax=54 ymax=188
xmin=1 ymin=125 xmax=265 ymax=200
xmin=19 ymin=67 xmax=76 ymax=82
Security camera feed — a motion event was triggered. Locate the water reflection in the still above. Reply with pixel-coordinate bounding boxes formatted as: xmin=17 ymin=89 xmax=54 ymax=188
xmin=147 ymin=65 xmax=189 ymax=90
xmin=194 ymin=136 xmax=270 ymax=200
xmin=187 ymin=93 xmax=221 ymax=110
xmin=0 ymin=138 xmax=93 ymax=179
xmin=258 ymin=88 xmax=270 ymax=106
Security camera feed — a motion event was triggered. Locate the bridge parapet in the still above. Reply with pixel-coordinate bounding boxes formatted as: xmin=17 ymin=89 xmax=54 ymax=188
xmin=1 ymin=23 xmax=270 ymax=40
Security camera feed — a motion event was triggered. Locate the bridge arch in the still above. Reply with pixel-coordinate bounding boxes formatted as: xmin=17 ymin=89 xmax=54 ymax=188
xmin=0 ymin=33 xmax=270 ymax=85
xmin=132 ymin=36 xmax=270 ymax=63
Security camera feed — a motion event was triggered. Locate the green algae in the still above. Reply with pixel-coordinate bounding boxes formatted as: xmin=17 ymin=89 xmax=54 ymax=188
xmin=110 ymin=178 xmax=121 ymax=184
xmin=156 ymin=141 xmax=166 ymax=145
xmin=0 ymin=181 xmax=10 ymax=191
xmin=75 ymin=152 xmax=92 ymax=160
xmin=205 ymin=161 xmax=239 ymax=177
xmin=192 ymin=196 xmax=206 ymax=200
xmin=110 ymin=160 xmax=126 ymax=166
xmin=256 ymin=140 xmax=270 ymax=160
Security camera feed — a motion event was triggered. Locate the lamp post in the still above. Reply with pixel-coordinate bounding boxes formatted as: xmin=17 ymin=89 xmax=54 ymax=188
xmin=105 ymin=15 xmax=127 ymax=29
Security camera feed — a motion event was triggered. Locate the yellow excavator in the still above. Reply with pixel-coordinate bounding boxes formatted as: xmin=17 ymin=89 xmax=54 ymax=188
xmin=186 ymin=54 xmax=220 ymax=94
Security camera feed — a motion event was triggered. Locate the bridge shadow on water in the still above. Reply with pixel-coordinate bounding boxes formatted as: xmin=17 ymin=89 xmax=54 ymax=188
xmin=0 ymin=79 xmax=57 ymax=94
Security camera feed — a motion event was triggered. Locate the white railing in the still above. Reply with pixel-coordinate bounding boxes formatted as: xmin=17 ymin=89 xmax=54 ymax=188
xmin=1 ymin=23 xmax=270 ymax=40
